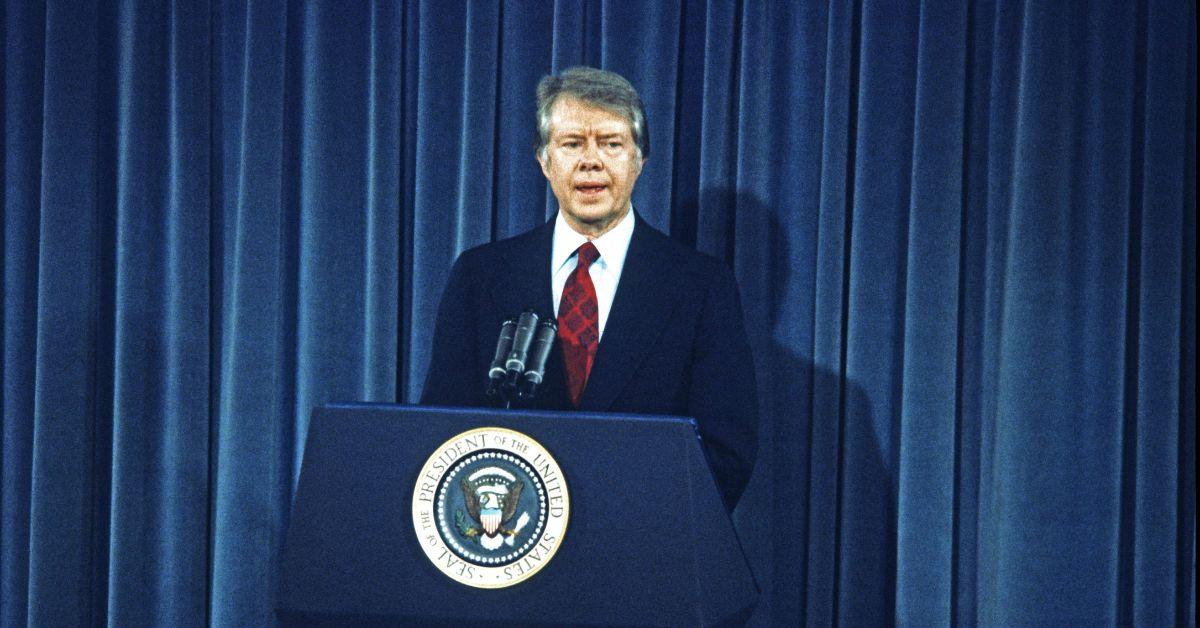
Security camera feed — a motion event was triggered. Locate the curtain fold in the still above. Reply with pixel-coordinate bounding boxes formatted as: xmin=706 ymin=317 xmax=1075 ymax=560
xmin=2 ymin=2 xmax=45 ymax=626
xmin=105 ymin=0 xmax=211 ymax=624
xmin=894 ymin=2 xmax=968 ymax=622
xmin=210 ymin=0 xmax=292 ymax=623
xmin=22 ymin=3 xmax=105 ymax=625
xmin=2 ymin=1 xmax=1194 ymax=625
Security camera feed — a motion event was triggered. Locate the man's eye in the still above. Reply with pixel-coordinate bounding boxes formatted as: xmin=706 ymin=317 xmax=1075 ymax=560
xmin=562 ymin=141 xmax=581 ymax=149
xmin=607 ymin=142 xmax=623 ymax=149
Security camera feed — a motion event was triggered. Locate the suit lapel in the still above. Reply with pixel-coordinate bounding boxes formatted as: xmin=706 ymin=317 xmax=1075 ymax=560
xmin=487 ymin=220 xmax=572 ymax=409
xmin=578 ymin=216 xmax=681 ymax=411
xmin=489 ymin=220 xmax=555 ymax=319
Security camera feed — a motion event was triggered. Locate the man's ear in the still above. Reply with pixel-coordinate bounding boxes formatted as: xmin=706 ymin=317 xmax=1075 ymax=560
xmin=536 ymin=149 xmax=550 ymax=178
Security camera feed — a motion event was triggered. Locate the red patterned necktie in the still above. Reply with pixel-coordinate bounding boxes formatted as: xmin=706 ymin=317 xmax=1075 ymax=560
xmin=557 ymin=241 xmax=601 ymax=407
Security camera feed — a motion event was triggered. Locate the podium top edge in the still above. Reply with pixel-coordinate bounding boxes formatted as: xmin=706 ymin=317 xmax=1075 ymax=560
xmin=319 ymin=402 xmax=697 ymax=427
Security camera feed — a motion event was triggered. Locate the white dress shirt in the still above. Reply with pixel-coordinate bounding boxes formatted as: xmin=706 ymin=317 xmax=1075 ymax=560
xmin=550 ymin=209 xmax=635 ymax=340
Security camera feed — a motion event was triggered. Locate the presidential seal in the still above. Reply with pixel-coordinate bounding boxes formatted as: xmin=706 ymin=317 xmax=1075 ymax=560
xmin=412 ymin=427 xmax=569 ymax=588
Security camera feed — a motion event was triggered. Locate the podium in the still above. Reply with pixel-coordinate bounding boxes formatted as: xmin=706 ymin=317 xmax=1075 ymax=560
xmin=277 ymin=404 xmax=757 ymax=626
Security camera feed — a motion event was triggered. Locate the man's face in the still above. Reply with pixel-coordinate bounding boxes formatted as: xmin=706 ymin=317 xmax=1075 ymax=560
xmin=537 ymin=96 xmax=643 ymax=238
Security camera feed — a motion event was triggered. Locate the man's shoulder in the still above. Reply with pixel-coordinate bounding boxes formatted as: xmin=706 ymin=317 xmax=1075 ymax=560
xmin=453 ymin=220 xmax=552 ymax=269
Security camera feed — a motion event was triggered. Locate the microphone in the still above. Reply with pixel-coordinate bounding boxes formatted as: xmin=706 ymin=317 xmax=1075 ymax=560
xmin=518 ymin=318 xmax=558 ymax=399
xmin=486 ymin=318 xmax=518 ymax=397
xmin=504 ymin=310 xmax=539 ymax=385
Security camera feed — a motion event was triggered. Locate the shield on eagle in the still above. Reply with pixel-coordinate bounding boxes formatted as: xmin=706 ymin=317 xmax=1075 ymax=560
xmin=460 ymin=467 xmax=525 ymax=542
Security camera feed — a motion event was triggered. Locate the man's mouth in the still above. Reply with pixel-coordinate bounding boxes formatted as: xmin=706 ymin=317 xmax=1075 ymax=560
xmin=574 ymin=183 xmax=608 ymax=196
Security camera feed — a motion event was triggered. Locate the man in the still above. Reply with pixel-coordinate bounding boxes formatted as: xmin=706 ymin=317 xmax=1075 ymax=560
xmin=421 ymin=66 xmax=757 ymax=510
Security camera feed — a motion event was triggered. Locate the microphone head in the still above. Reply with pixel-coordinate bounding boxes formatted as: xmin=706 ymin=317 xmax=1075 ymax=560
xmin=488 ymin=318 xmax=518 ymax=382
xmin=505 ymin=310 xmax=540 ymax=374
xmin=518 ymin=318 xmax=558 ymax=399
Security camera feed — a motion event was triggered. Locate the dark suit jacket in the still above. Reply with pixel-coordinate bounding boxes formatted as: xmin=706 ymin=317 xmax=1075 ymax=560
xmin=420 ymin=213 xmax=758 ymax=510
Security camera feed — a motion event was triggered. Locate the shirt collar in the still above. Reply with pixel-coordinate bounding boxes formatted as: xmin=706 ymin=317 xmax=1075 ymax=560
xmin=552 ymin=208 xmax=636 ymax=275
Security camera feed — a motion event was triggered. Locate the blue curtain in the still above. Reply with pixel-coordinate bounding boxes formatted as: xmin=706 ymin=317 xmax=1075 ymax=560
xmin=2 ymin=1 xmax=1194 ymax=625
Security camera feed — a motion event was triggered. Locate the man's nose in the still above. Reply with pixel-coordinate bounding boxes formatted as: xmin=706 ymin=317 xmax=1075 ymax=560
xmin=578 ymin=140 xmax=602 ymax=170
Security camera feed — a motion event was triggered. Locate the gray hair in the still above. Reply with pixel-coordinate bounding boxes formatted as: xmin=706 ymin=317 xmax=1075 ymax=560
xmin=535 ymin=66 xmax=649 ymax=160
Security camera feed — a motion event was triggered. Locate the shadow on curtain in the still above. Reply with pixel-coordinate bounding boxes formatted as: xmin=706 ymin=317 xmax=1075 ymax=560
xmin=2 ymin=0 xmax=1194 ymax=625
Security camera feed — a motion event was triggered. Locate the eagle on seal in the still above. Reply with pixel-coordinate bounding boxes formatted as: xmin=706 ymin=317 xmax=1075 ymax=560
xmin=459 ymin=466 xmax=524 ymax=548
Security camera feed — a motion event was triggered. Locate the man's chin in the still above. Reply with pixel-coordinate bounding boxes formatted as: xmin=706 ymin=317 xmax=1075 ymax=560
xmin=561 ymin=206 xmax=628 ymax=237
xmin=568 ymin=195 xmax=609 ymax=210
xmin=565 ymin=206 xmax=613 ymax=223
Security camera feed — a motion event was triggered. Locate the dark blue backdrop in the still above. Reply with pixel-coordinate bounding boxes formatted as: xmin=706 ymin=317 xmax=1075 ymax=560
xmin=2 ymin=1 xmax=1195 ymax=625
